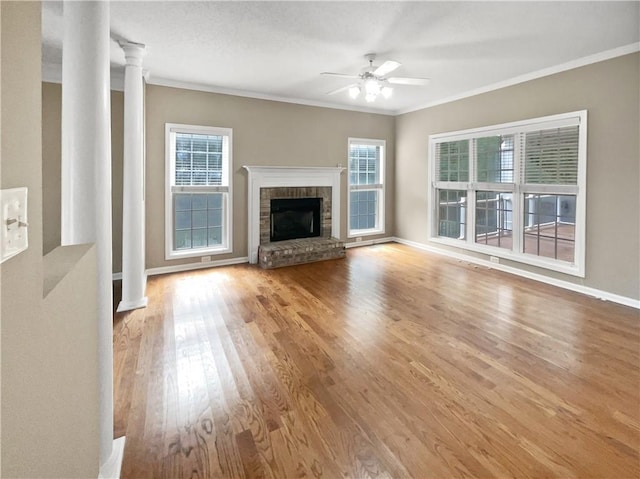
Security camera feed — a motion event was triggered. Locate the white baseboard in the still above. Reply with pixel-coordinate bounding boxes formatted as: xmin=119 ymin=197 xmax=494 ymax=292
xmin=145 ymin=256 xmax=249 ymax=277
xmin=345 ymin=236 xmax=394 ymax=249
xmin=112 ymin=256 xmax=249 ymax=281
xmin=98 ymin=436 xmax=125 ymax=479
xmin=393 ymin=237 xmax=640 ymax=310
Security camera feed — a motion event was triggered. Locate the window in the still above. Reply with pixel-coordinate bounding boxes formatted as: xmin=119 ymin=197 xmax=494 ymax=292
xmin=430 ymin=111 xmax=587 ymax=276
xmin=348 ymin=138 xmax=385 ymax=237
xmin=165 ymin=124 xmax=232 ymax=259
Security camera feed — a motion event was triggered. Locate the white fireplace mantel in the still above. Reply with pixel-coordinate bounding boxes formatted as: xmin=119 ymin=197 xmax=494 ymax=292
xmin=243 ymin=165 xmax=345 ymax=264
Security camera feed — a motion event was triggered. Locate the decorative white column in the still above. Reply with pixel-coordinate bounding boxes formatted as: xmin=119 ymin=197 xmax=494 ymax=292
xmin=117 ymin=41 xmax=148 ymax=312
xmin=61 ymin=0 xmax=117 ymax=471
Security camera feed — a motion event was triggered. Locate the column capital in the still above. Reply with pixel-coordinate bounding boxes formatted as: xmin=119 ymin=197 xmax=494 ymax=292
xmin=119 ymin=40 xmax=146 ymax=67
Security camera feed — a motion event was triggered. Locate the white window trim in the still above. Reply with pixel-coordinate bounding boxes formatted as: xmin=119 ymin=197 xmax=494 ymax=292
xmin=164 ymin=123 xmax=233 ymax=260
xmin=428 ymin=110 xmax=587 ymax=277
xmin=347 ymin=137 xmax=386 ymax=238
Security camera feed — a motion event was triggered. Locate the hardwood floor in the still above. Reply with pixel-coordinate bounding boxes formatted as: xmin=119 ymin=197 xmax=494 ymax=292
xmin=113 ymin=243 xmax=640 ymax=478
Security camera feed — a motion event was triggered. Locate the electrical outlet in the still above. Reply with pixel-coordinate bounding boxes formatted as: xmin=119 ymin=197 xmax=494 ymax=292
xmin=201 ymin=255 xmax=211 ymax=263
xmin=1 ymin=187 xmax=28 ymax=263
xmin=355 ymin=237 xmax=362 ymax=242
xmin=490 ymin=256 xmax=500 ymax=264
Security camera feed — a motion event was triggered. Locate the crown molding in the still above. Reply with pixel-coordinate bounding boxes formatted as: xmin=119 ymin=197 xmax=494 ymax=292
xmin=395 ymin=42 xmax=640 ymax=115
xmin=42 ymin=42 xmax=639 ymax=116
xmin=145 ymin=76 xmax=394 ymax=116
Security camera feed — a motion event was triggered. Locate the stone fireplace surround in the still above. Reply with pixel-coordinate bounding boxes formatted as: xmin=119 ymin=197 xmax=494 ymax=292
xmin=260 ymin=187 xmax=331 ymax=244
xmin=243 ymin=166 xmax=344 ymax=264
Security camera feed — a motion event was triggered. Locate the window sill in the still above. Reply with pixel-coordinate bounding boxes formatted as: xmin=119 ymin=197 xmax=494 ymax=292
xmin=429 ymin=236 xmax=584 ymax=277
xmin=348 ymin=228 xmax=385 ymax=239
xmin=166 ymin=245 xmax=231 ymax=261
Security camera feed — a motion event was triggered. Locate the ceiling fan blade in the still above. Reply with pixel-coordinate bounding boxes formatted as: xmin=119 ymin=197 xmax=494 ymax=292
xmin=320 ymin=72 xmax=360 ymax=79
xmin=373 ymin=60 xmax=400 ymax=77
xmin=326 ymin=83 xmax=359 ymax=95
xmin=387 ymin=77 xmax=430 ymax=86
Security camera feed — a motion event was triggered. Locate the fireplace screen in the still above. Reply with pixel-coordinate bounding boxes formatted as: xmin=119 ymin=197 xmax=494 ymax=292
xmin=270 ymin=197 xmax=322 ymax=242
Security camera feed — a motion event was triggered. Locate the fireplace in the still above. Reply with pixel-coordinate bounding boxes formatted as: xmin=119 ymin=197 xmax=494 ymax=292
xmin=259 ymin=186 xmax=332 ymax=247
xmin=243 ymin=166 xmax=344 ymax=264
xmin=270 ymin=197 xmax=322 ymax=242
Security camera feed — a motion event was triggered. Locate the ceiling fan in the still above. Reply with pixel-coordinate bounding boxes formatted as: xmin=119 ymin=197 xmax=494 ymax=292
xmin=321 ymin=53 xmax=429 ymax=102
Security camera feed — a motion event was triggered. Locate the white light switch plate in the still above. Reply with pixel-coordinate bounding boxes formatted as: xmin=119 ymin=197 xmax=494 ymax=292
xmin=1 ymin=187 xmax=28 ymax=263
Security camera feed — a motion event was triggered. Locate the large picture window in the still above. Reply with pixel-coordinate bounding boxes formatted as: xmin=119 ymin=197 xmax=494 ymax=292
xmin=348 ymin=138 xmax=385 ymax=237
xmin=429 ymin=111 xmax=587 ymax=276
xmin=165 ymin=124 xmax=232 ymax=259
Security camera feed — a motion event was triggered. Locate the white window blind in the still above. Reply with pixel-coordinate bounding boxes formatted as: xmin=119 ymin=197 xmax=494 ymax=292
xmin=524 ymin=126 xmax=579 ymax=185
xmin=175 ymin=133 xmax=226 ymax=186
xmin=435 ymin=140 xmax=469 ymax=182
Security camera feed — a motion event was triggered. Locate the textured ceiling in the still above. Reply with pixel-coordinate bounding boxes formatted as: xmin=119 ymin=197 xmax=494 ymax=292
xmin=42 ymin=1 xmax=640 ymax=114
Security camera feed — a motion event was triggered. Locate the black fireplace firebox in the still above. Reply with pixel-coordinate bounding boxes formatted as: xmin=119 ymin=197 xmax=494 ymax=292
xmin=270 ymin=197 xmax=322 ymax=242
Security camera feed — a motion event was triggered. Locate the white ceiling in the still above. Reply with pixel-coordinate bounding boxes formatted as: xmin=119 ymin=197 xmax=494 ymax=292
xmin=42 ymin=1 xmax=640 ymax=114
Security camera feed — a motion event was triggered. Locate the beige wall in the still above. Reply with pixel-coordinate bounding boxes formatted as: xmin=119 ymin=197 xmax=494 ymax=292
xmin=42 ymin=82 xmax=125 ymax=272
xmin=1 ymin=2 xmax=100 ymax=476
xmin=42 ymin=84 xmax=394 ymax=272
xmin=395 ymin=53 xmax=640 ymax=300
xmin=40 ymin=53 xmax=638 ymax=301
xmin=42 ymin=82 xmax=61 ymax=255
xmin=145 ymin=85 xmax=395 ymax=269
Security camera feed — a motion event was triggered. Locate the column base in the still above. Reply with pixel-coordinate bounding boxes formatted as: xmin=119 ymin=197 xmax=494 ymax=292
xmin=98 ymin=436 xmax=126 ymax=479
xmin=116 ymin=296 xmax=148 ymax=312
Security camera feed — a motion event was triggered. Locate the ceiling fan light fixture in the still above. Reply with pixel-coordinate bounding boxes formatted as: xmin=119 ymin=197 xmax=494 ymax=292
xmin=364 ymin=78 xmax=381 ymax=96
xmin=323 ymin=53 xmax=428 ymax=103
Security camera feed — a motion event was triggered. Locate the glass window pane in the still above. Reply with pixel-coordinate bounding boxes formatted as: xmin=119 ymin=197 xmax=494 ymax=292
xmin=475 ymin=191 xmax=513 ymax=250
xmin=192 ymin=210 xmax=207 ymax=228
xmin=208 ymin=209 xmax=222 ymax=227
xmin=175 ymin=171 xmax=191 ymax=186
xmin=175 ymin=134 xmax=191 ymax=150
xmin=192 ymin=195 xmax=207 ymax=210
xmin=175 ymin=230 xmax=191 ymax=250
xmin=172 ymin=190 xmax=227 ymax=252
xmin=192 ymin=153 xmax=207 ymax=170
xmin=208 ymin=227 xmax=222 ymax=246
xmin=175 ymin=194 xmax=191 ymax=211
xmin=207 ymin=135 xmax=223 ymax=152
xmin=349 ymin=143 xmax=380 ymax=186
xmin=176 ymin=152 xmax=191 ymax=170
xmin=437 ymin=140 xmax=469 ymax=182
xmin=476 ymin=135 xmax=514 ymax=183
xmin=522 ymin=194 xmax=575 ymax=262
xmin=175 ymin=211 xmax=191 ymax=230
xmin=192 ymin=228 xmax=207 ymax=247
xmin=173 ymin=133 xmax=226 ymax=187
xmin=208 ymin=193 xmax=222 ymax=209
xmin=192 ymin=138 xmax=207 ymax=152
xmin=350 ymin=189 xmax=378 ymax=232
xmin=192 ymin=171 xmax=207 ymax=185
xmin=436 ymin=189 xmax=466 ymax=239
